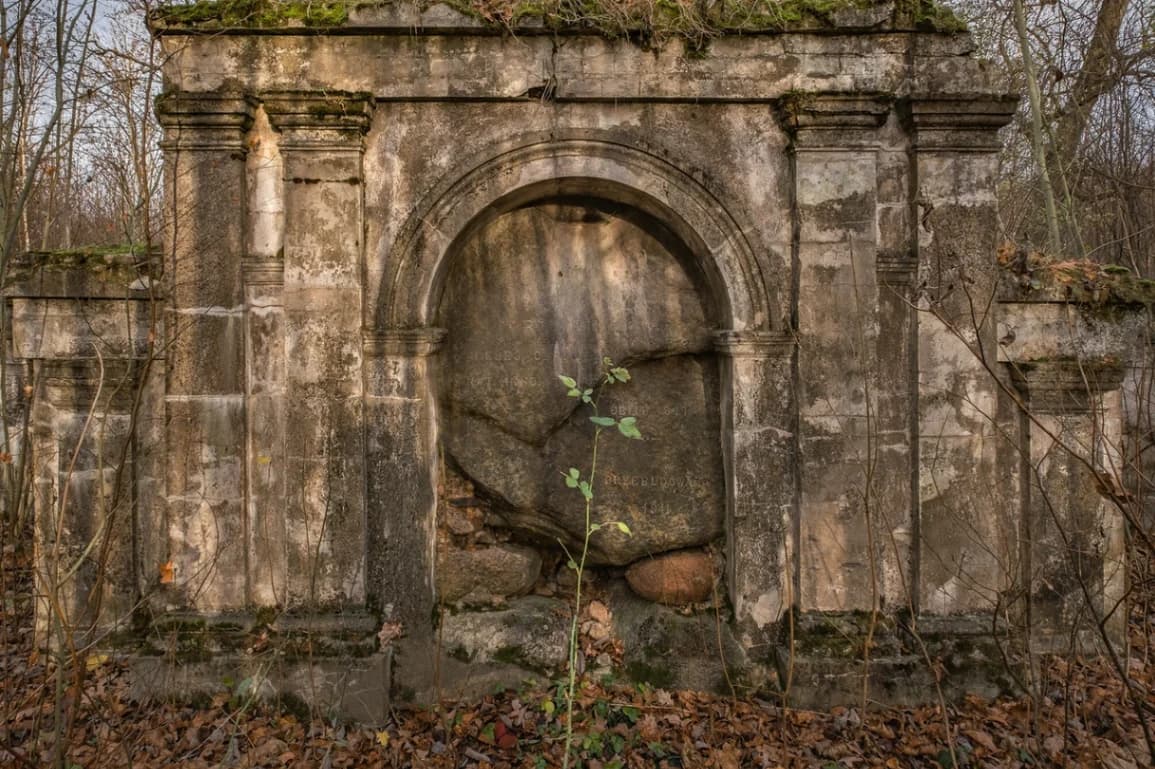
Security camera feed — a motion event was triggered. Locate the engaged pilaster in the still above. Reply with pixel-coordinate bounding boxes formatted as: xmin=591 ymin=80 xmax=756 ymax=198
xmin=714 ymin=330 xmax=796 ymax=639
xmin=362 ymin=328 xmax=444 ymax=644
xmin=908 ymin=96 xmax=1019 ymax=615
xmin=156 ymin=93 xmax=255 ymax=609
xmin=264 ymin=92 xmax=374 ymax=607
xmin=243 ymin=257 xmax=286 ymax=606
xmin=779 ymin=94 xmax=914 ymax=612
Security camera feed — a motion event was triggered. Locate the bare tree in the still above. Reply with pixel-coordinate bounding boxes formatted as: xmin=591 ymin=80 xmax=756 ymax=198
xmin=1 ymin=0 xmax=99 ymax=530
xmin=960 ymin=0 xmax=1153 ymax=266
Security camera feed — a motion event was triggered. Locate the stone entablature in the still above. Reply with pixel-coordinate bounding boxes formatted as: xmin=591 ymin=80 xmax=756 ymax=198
xmin=8 ymin=3 xmax=1139 ymax=718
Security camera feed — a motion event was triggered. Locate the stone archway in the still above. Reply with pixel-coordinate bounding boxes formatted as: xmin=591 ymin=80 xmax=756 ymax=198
xmin=363 ymin=139 xmax=795 ymax=672
xmin=374 ymin=137 xmax=779 ymax=333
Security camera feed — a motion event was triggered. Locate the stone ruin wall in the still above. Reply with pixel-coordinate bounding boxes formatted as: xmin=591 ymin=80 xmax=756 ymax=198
xmin=4 ymin=2 xmax=1142 ymax=718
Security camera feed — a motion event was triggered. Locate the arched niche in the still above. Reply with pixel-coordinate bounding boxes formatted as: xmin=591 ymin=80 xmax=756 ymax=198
xmin=364 ymin=139 xmax=794 ymax=650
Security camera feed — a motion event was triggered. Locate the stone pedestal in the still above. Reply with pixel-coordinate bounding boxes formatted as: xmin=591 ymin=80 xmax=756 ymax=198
xmin=6 ymin=250 xmax=160 ymax=641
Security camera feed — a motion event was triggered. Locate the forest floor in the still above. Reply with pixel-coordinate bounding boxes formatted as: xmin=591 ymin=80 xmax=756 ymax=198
xmin=2 ymin=542 xmax=1153 ymax=769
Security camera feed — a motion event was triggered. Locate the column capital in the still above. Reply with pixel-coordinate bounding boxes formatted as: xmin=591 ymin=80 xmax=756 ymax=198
xmin=263 ymin=92 xmax=374 ymax=150
xmin=713 ymin=329 xmax=795 ymax=358
xmin=1008 ymin=359 xmax=1124 ymax=414
xmin=776 ymin=93 xmax=891 ymax=149
xmin=242 ymin=257 xmax=284 ymax=287
xmin=363 ymin=327 xmax=446 ymax=358
xmin=155 ymin=92 xmax=256 ymax=150
xmin=904 ymin=96 xmax=1018 ymax=152
xmin=876 ymin=254 xmax=918 ymax=286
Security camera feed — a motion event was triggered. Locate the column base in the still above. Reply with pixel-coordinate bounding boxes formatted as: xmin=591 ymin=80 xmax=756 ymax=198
xmin=124 ymin=611 xmax=390 ymax=724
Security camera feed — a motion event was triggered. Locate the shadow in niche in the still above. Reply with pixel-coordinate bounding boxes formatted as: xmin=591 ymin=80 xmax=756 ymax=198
xmin=424 ymin=194 xmax=748 ymax=698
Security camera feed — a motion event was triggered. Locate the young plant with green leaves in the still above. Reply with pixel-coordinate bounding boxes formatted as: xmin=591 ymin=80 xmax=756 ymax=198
xmin=556 ymin=357 xmax=642 ymax=769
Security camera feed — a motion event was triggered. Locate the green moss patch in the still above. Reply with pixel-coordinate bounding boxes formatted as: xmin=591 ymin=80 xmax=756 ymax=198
xmin=153 ymin=0 xmax=967 ymax=40
xmin=155 ymin=0 xmax=350 ymax=28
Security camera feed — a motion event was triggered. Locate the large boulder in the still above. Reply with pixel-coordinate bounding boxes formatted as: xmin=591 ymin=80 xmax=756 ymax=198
xmin=438 ymin=201 xmax=726 ymax=565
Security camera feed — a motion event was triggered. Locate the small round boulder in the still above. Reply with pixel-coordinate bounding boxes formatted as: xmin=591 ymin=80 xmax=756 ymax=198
xmin=625 ymin=550 xmax=714 ymax=605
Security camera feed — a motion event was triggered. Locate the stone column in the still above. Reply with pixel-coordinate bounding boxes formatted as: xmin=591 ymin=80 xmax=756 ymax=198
xmin=908 ymin=97 xmax=1019 ymax=614
xmin=780 ymin=94 xmax=913 ymax=611
xmin=362 ymin=328 xmax=444 ymax=673
xmin=715 ymin=330 xmax=796 ymax=641
xmin=264 ymin=93 xmax=373 ymax=608
xmin=156 ymin=94 xmax=254 ymax=610
xmin=1010 ymin=361 xmax=1128 ymax=647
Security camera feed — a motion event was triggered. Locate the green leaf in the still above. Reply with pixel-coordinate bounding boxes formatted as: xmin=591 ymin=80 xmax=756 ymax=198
xmin=614 ymin=521 xmax=632 ymax=535
xmin=541 ymin=699 xmax=555 ymax=716
xmin=581 ymin=394 xmax=593 ymax=404
xmin=589 ymin=523 xmax=602 ymax=532
xmin=611 ymin=367 xmax=630 ymax=383
xmin=559 ymin=375 xmax=577 ymax=389
xmin=617 ymin=416 xmax=642 ymax=439
xmin=567 ymin=559 xmax=577 ymax=570
xmin=589 ymin=416 xmax=616 ymax=427
xmin=567 ymin=388 xmax=581 ymax=398
xmin=579 ymin=480 xmax=593 ymax=500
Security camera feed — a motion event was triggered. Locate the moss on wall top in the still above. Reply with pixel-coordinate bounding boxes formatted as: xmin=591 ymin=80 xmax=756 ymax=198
xmin=155 ymin=0 xmax=352 ymax=27
xmin=3 ymin=246 xmax=156 ymax=294
xmin=19 ymin=245 xmax=153 ymax=272
xmin=151 ymin=0 xmax=967 ymax=39
xmin=998 ymin=244 xmax=1155 ymax=306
